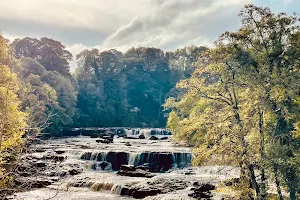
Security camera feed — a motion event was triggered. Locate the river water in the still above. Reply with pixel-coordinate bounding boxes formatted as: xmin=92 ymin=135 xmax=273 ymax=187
xmin=11 ymin=128 xmax=239 ymax=200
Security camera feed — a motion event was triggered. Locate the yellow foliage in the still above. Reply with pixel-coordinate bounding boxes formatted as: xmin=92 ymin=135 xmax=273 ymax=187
xmin=0 ymin=65 xmax=27 ymax=184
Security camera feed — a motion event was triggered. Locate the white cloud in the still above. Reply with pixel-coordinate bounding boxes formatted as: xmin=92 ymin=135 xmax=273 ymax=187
xmin=0 ymin=0 xmax=153 ymax=34
xmin=102 ymin=0 xmax=251 ymax=50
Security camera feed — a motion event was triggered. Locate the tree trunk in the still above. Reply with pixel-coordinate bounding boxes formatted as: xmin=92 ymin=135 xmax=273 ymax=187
xmin=290 ymin=188 xmax=296 ymax=200
xmin=249 ymin=164 xmax=260 ymax=197
xmin=273 ymin=163 xmax=284 ymax=200
xmin=258 ymin=110 xmax=267 ymax=200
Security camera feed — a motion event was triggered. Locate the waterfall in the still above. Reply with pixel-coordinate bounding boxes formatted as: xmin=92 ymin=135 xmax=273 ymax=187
xmin=128 ymin=152 xmax=139 ymax=165
xmin=90 ymin=182 xmax=114 ymax=191
xmin=172 ymin=152 xmax=193 ymax=168
xmin=124 ymin=129 xmax=133 ymax=136
xmin=81 ymin=151 xmax=192 ymax=171
xmin=110 ymin=184 xmax=123 ymax=195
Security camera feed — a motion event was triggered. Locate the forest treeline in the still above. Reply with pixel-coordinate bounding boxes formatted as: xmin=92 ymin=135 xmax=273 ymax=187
xmin=0 ymin=4 xmax=300 ymax=199
xmin=3 ymin=36 xmax=206 ymax=133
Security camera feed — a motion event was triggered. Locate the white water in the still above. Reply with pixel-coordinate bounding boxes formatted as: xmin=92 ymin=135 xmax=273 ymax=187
xmin=11 ymin=129 xmax=239 ymax=200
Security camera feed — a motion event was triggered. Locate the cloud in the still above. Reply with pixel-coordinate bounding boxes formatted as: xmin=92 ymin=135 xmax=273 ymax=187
xmin=1 ymin=0 xmax=255 ymax=72
xmin=102 ymin=0 xmax=251 ymax=50
xmin=0 ymin=0 xmax=153 ymax=33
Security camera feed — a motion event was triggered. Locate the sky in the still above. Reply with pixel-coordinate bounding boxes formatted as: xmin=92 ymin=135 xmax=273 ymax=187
xmin=0 ymin=0 xmax=299 ymax=71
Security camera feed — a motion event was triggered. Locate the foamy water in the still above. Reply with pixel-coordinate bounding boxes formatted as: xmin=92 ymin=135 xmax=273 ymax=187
xmin=12 ymin=129 xmax=238 ymax=200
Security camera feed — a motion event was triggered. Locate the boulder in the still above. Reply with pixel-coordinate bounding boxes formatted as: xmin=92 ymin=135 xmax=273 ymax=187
xmin=131 ymin=189 xmax=161 ymax=199
xmin=139 ymin=134 xmax=145 ymax=139
xmin=149 ymin=136 xmax=158 ymax=140
xmin=69 ymin=168 xmax=81 ymax=175
xmin=92 ymin=161 xmax=112 ymax=170
xmin=54 ymin=150 xmax=65 ymax=154
xmin=118 ymin=165 xmax=154 ymax=178
xmin=125 ymin=142 xmax=132 ymax=146
xmin=188 ymin=183 xmax=216 ymax=200
xmin=120 ymin=165 xmax=136 ymax=171
xmin=160 ymin=137 xmax=168 ymax=140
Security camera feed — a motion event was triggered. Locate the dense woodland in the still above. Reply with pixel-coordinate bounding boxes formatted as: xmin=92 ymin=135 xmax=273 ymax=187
xmin=0 ymin=4 xmax=300 ymax=199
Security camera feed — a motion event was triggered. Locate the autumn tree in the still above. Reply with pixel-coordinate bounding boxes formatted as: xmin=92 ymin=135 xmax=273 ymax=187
xmin=0 ymin=35 xmax=27 ymax=189
xmin=166 ymin=4 xmax=300 ymax=199
xmin=221 ymin=4 xmax=300 ymax=199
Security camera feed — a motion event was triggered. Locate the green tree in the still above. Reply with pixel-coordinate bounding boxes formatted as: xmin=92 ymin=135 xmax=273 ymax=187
xmin=12 ymin=37 xmax=73 ymax=77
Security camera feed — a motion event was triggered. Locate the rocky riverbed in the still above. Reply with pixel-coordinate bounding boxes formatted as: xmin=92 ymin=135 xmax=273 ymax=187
xmin=9 ymin=128 xmax=239 ymax=200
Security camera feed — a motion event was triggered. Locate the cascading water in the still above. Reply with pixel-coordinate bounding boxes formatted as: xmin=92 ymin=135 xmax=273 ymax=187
xmin=81 ymin=151 xmax=192 ymax=172
xmin=110 ymin=184 xmax=123 ymax=195
xmin=12 ymin=128 xmax=240 ymax=200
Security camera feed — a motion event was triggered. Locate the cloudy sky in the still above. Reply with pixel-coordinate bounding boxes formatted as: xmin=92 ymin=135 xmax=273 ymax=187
xmin=0 ymin=0 xmax=299 ymax=70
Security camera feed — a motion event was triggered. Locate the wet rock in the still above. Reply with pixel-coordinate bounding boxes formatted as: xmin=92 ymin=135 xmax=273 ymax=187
xmin=125 ymin=142 xmax=132 ymax=146
xmin=184 ymin=171 xmax=196 ymax=175
xmin=149 ymin=136 xmax=158 ymax=140
xmin=54 ymin=150 xmax=65 ymax=154
xmin=96 ymin=139 xmax=113 ymax=144
xmin=130 ymin=189 xmax=161 ymax=199
xmin=116 ymin=129 xmax=127 ymax=137
xmin=139 ymin=134 xmax=145 ymax=139
xmin=136 ymin=165 xmax=150 ymax=171
xmin=102 ymin=135 xmax=114 ymax=141
xmin=44 ymin=155 xmax=65 ymax=162
xmin=118 ymin=165 xmax=154 ymax=178
xmin=188 ymin=183 xmax=216 ymax=200
xmin=69 ymin=168 xmax=81 ymax=175
xmin=120 ymin=165 xmax=136 ymax=171
xmin=106 ymin=152 xmax=128 ymax=170
xmin=160 ymin=137 xmax=168 ymax=140
xmin=14 ymin=178 xmax=53 ymax=189
xmin=35 ymin=161 xmax=46 ymax=168
xmin=117 ymin=169 xmax=154 ymax=178
xmin=35 ymin=148 xmax=46 ymax=153
xmin=92 ymin=161 xmax=112 ymax=170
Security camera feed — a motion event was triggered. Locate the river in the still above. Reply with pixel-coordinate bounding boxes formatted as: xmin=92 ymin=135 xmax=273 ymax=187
xmin=10 ymin=128 xmax=239 ymax=200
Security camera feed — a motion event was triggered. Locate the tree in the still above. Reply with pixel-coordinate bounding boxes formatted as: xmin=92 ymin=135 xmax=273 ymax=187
xmin=11 ymin=38 xmax=77 ymax=133
xmin=220 ymin=4 xmax=300 ymax=199
xmin=165 ymin=46 xmax=260 ymax=198
xmin=12 ymin=37 xmax=73 ymax=77
xmin=166 ymin=4 xmax=300 ymax=199
xmin=0 ymin=35 xmax=27 ymax=189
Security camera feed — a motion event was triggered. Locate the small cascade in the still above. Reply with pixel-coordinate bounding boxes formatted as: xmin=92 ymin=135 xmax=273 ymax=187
xmin=128 ymin=152 xmax=139 ymax=165
xmin=128 ymin=151 xmax=192 ymax=172
xmin=124 ymin=129 xmax=133 ymax=136
xmin=81 ymin=151 xmax=129 ymax=170
xmin=90 ymin=182 xmax=114 ymax=192
xmin=172 ymin=152 xmax=193 ymax=168
xmin=138 ymin=128 xmax=172 ymax=138
xmin=110 ymin=184 xmax=123 ymax=195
